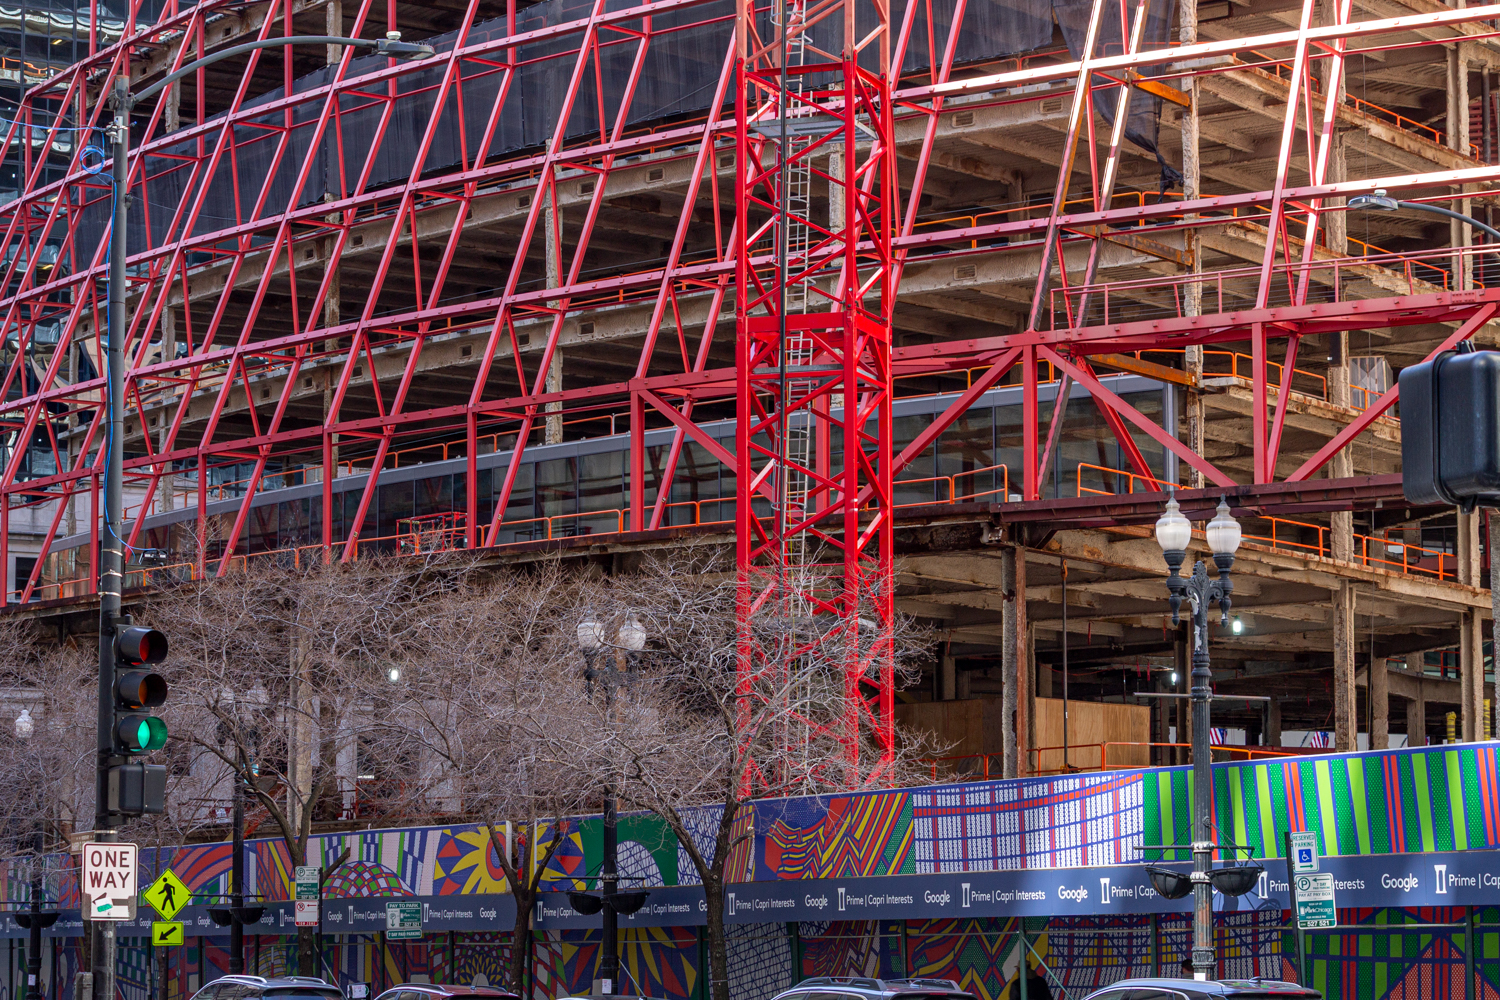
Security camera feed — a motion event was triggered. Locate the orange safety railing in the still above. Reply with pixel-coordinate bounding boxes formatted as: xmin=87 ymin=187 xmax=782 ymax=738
xmin=893 ymin=464 xmax=1010 ymax=506
xmin=1075 ymin=463 xmax=1456 ymax=581
xmin=925 ymin=742 xmax=1303 ymax=781
xmin=1246 ymin=50 xmax=1471 ymax=155
xmin=1076 ymin=463 xmax=1178 ymax=497
xmin=1025 ymin=742 xmax=1302 ymax=776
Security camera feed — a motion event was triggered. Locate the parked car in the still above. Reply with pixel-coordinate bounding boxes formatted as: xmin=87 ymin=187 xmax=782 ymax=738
xmin=191 ymin=975 xmax=345 ymax=1000
xmin=772 ymin=977 xmax=979 ymax=1000
xmin=1079 ymin=979 xmax=1322 ymax=1000
xmin=373 ymin=986 xmax=519 ymax=1000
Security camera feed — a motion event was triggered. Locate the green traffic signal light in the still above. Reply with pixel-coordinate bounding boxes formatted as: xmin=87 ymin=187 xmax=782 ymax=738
xmin=117 ymin=714 xmax=168 ymax=751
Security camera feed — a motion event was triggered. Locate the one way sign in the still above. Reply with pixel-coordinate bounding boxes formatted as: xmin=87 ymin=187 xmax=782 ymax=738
xmin=81 ymin=843 xmax=137 ymax=921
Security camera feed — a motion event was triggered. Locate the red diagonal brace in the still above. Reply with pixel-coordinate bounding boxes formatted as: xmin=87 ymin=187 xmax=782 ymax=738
xmin=1041 ymin=346 xmax=1237 ymax=489
xmin=1287 ymin=304 xmax=1497 ymax=482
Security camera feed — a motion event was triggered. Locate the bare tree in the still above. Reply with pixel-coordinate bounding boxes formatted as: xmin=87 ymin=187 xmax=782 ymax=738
xmin=397 ymin=563 xmax=599 ymax=994
xmin=552 ymin=557 xmax=943 ymax=1000
xmin=150 ymin=558 xmax=459 ymax=975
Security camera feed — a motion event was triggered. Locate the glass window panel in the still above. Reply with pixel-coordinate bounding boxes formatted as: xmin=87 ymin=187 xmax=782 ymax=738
xmin=340 ymin=490 xmax=375 ymax=546
xmin=577 ymin=449 xmax=624 ymax=535
xmin=668 ymin=441 xmax=723 ymax=525
xmin=376 ymin=479 xmax=415 ymax=550
xmin=248 ymin=502 xmax=277 ymax=553
xmin=937 ymin=407 xmax=997 ymax=503
xmin=413 ymin=474 xmax=453 ymax=518
xmin=494 ymin=462 xmax=539 ymax=543
xmin=892 ymin=413 xmax=936 ymax=507
xmin=278 ymin=498 xmax=311 ymax=550
xmin=536 ymin=458 xmax=578 ymax=531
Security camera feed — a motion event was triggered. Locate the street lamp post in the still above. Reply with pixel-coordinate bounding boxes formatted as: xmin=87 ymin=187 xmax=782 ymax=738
xmin=15 ymin=713 xmax=54 ymax=1000
xmin=89 ymin=34 xmax=430 ymax=1000
xmin=575 ymin=617 xmax=647 ymax=996
xmin=1154 ymin=496 xmax=1242 ymax=982
xmin=26 ymin=828 xmax=44 ymax=1000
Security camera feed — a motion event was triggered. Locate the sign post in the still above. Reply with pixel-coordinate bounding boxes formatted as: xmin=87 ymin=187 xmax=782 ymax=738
xmin=81 ymin=843 xmax=137 ymax=921
xmin=295 ymin=866 xmax=320 ymax=928
xmin=1282 ymin=831 xmax=1306 ymax=984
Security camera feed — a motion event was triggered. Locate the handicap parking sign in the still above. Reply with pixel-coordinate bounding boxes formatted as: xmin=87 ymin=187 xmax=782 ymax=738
xmin=1290 ymin=831 xmax=1319 ymax=874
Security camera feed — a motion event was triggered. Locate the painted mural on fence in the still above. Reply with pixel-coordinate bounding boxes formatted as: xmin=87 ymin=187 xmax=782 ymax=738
xmin=10 ymin=743 xmax=1500 ymax=913
xmin=40 ymin=907 xmax=1500 ymax=1000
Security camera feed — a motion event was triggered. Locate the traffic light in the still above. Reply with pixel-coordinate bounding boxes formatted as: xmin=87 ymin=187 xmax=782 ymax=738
xmin=114 ymin=625 xmax=168 ymax=752
xmin=109 ymin=624 xmax=169 ymax=815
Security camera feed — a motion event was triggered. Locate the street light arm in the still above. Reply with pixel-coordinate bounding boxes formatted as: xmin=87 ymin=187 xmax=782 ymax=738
xmin=1392 ymin=198 xmax=1500 ymax=244
xmin=133 ymin=34 xmax=433 ymax=103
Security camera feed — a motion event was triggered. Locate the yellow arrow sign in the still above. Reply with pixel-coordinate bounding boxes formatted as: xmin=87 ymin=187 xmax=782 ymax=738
xmin=151 ymin=921 xmax=184 ymax=947
xmin=143 ymin=870 xmax=190 ymax=920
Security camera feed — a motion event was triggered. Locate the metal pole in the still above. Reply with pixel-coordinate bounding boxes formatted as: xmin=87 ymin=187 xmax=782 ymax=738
xmin=599 ymin=675 xmax=618 ymax=996
xmin=1190 ymin=592 xmax=1214 ymax=981
xmin=27 ymin=831 xmax=41 ymax=1000
xmin=600 ymin=786 xmax=617 ymax=994
xmin=1467 ymin=905 xmax=1477 ymax=1000
xmin=93 ymin=71 xmax=131 ymax=1000
xmin=1061 ymin=559 xmax=1068 ymax=770
xmin=230 ymin=760 xmax=245 ymax=975
xmin=1282 ymin=831 xmax=1305 ymax=984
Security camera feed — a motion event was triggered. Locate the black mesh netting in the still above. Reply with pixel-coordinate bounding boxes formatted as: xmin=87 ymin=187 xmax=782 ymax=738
xmin=73 ymin=0 xmax=1177 ymax=263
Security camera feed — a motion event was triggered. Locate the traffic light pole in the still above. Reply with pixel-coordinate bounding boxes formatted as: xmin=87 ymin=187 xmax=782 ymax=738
xmin=91 ymin=73 xmax=130 ymax=1000
xmin=88 ymin=38 xmax=431 ymax=1000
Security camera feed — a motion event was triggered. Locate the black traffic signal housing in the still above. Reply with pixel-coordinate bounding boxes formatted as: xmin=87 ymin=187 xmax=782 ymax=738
xmin=109 ymin=624 xmax=169 ymax=815
xmin=1401 ymin=344 xmax=1500 ymax=507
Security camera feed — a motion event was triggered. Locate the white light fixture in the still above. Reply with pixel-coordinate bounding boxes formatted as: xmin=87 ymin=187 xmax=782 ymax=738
xmin=14 ymin=708 xmax=33 ymax=740
xmin=577 ymin=619 xmax=606 ymax=651
xmin=1170 ymin=671 xmax=1179 ymax=685
xmin=1205 ymin=498 xmax=1243 ymax=557
xmin=1231 ymin=616 xmax=1244 ymax=635
xmin=1154 ymin=496 xmax=1192 ymax=555
xmin=619 ymin=615 xmax=647 ymax=653
xmin=386 ymin=666 xmax=401 ymax=684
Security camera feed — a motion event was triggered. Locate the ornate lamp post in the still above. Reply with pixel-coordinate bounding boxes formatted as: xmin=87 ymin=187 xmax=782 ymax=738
xmin=572 ymin=617 xmax=650 ymax=995
xmin=1155 ymin=496 xmax=1242 ymax=981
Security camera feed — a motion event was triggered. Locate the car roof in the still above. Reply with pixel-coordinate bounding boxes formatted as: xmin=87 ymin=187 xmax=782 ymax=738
xmin=386 ymin=989 xmax=518 ymax=998
xmin=1083 ymin=979 xmax=1320 ymax=997
xmin=781 ymin=979 xmax=973 ymax=997
xmin=206 ymin=978 xmax=340 ymax=991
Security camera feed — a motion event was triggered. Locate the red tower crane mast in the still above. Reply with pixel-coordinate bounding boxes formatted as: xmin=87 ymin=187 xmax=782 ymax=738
xmin=734 ymin=0 xmax=897 ymax=776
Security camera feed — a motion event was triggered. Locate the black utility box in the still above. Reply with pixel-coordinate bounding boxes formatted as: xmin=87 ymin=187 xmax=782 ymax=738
xmin=1400 ymin=347 xmax=1500 ymax=505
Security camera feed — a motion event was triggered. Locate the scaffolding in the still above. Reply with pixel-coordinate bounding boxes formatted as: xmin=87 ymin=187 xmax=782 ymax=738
xmin=3 ymin=0 xmax=1500 ymax=764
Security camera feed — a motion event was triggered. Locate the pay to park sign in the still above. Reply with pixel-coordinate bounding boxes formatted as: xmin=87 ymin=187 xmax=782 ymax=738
xmin=1296 ymin=872 xmax=1337 ymax=929
xmin=295 ymin=866 xmax=320 ymax=928
xmin=82 ymin=843 xmax=137 ymax=921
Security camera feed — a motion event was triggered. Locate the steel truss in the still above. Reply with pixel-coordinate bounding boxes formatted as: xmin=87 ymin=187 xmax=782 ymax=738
xmin=4 ymin=0 xmax=1500 ymax=763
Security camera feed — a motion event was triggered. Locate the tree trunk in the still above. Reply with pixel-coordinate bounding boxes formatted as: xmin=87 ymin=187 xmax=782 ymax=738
xmin=297 ymin=927 xmax=317 ymax=977
xmin=703 ymin=872 xmax=729 ymax=1000
xmin=508 ymin=886 xmax=534 ymax=997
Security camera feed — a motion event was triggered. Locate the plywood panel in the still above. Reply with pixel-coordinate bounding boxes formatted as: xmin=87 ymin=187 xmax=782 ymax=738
xmin=1032 ymin=698 xmax=1150 ymax=772
xmin=895 ymin=698 xmax=1005 ymax=780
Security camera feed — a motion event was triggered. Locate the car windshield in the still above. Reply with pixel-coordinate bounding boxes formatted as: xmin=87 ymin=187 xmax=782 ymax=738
xmin=263 ymin=990 xmax=344 ymax=1000
xmin=894 ymin=994 xmax=979 ymax=1000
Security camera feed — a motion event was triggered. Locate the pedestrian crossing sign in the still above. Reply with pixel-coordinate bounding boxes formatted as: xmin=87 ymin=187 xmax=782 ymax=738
xmin=151 ymin=921 xmax=185 ymax=947
xmin=143 ymin=870 xmax=190 ymax=920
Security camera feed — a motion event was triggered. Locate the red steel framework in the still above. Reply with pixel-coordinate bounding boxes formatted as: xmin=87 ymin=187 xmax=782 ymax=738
xmin=4 ymin=0 xmax=1500 ymax=764
xmin=733 ymin=0 xmax=896 ymax=773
